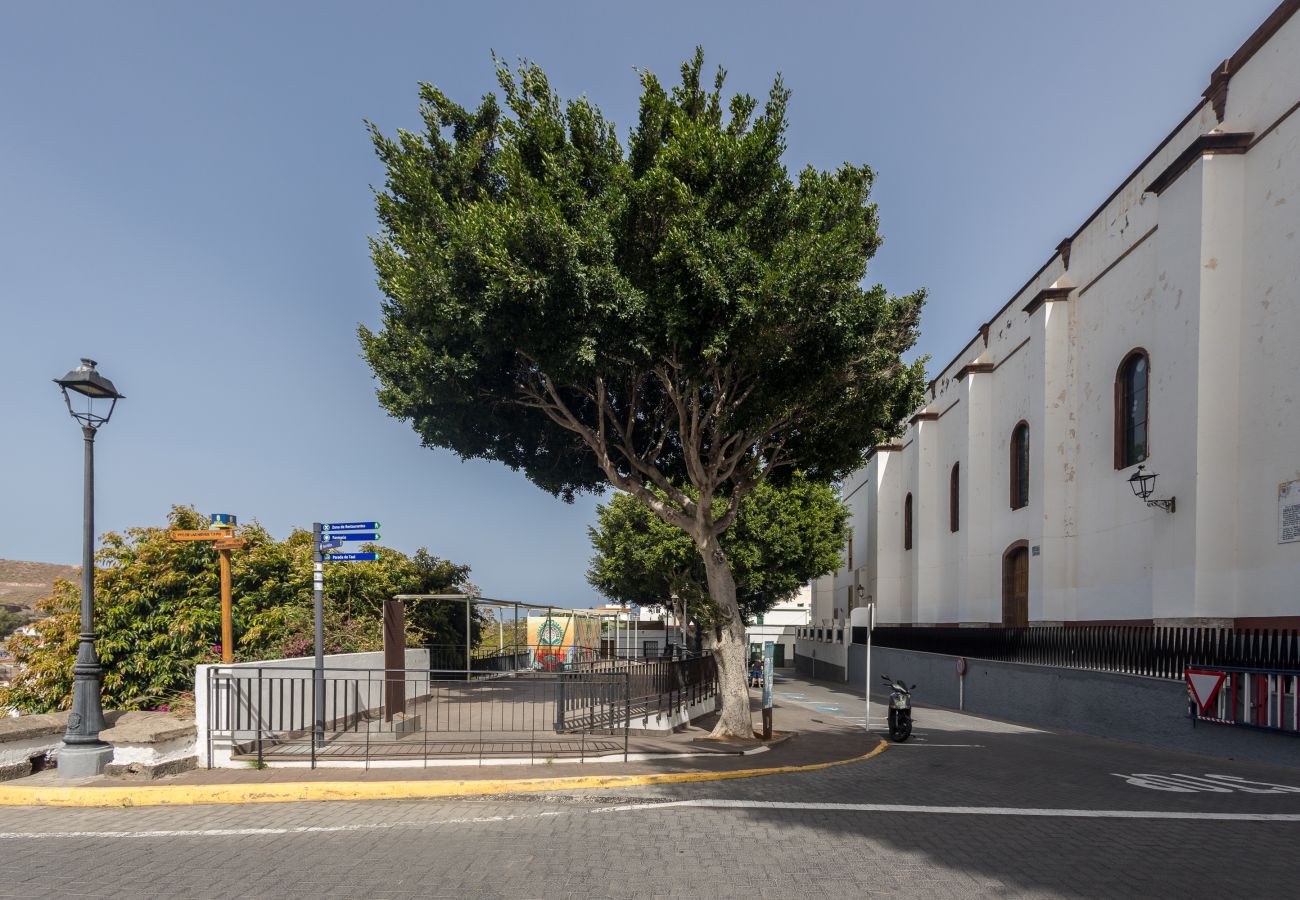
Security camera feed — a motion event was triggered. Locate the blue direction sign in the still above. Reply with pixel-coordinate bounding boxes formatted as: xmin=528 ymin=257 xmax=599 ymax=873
xmin=326 ymin=532 xmax=379 ymax=542
xmin=317 ymin=539 xmax=342 ymax=551
xmin=324 ymin=552 xmax=378 ymax=562
xmin=321 ymin=522 xmax=380 ymax=532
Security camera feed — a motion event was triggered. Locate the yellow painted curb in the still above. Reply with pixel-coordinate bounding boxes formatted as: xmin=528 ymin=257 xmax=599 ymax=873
xmin=0 ymin=740 xmax=888 ymax=808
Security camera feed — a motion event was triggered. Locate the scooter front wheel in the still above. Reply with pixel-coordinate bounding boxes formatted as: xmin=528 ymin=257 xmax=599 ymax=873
xmin=888 ymin=711 xmax=912 ymax=742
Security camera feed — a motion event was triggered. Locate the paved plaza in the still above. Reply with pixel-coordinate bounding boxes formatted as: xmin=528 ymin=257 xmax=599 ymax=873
xmin=2 ymin=674 xmax=1298 ymax=898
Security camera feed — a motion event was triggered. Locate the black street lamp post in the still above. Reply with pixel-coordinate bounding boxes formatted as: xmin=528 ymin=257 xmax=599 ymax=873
xmin=54 ymin=358 xmax=123 ymax=779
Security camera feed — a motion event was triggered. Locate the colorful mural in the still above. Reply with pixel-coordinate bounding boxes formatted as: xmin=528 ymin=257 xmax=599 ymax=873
xmin=527 ymin=613 xmax=601 ymax=670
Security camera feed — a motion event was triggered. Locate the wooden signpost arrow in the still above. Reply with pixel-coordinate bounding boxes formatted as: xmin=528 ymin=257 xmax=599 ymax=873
xmin=170 ymin=530 xmax=228 ymax=541
xmin=170 ymin=515 xmax=242 ymax=664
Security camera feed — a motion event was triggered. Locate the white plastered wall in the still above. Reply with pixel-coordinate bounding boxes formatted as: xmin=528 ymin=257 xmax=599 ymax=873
xmin=829 ymin=6 xmax=1300 ymax=626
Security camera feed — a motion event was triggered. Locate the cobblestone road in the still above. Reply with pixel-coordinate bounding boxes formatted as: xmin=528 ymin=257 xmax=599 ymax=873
xmin=2 ymin=676 xmax=1298 ymax=898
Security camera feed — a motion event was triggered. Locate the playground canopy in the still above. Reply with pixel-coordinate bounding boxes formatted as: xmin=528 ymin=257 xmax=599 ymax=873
xmin=390 ymin=594 xmax=647 ymax=673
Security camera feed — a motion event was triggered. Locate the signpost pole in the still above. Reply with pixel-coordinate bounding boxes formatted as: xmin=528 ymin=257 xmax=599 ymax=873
xmin=762 ymin=640 xmax=775 ymax=740
xmin=312 ymin=522 xmax=324 ymax=748
xmin=218 ymin=547 xmax=233 ymax=664
xmin=465 ymin=598 xmax=472 ymax=680
xmin=171 ymin=518 xmax=241 ymax=665
xmin=864 ymin=601 xmax=875 ymax=733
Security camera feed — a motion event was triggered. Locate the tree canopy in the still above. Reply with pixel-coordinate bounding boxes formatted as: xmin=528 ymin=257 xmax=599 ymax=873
xmin=0 ymin=506 xmax=475 ymax=715
xmin=588 ymin=475 xmax=847 ymax=631
xmin=362 ymin=50 xmax=924 ymax=735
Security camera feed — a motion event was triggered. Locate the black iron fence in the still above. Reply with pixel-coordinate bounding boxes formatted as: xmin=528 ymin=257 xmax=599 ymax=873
xmin=204 ymin=653 xmax=719 ymax=768
xmin=425 ymin=643 xmax=702 ymax=676
xmin=205 ymin=665 xmax=631 ymax=768
xmin=564 ymin=653 xmax=718 ymax=721
xmin=866 ymin=625 xmax=1300 ymax=681
xmin=424 ymin=644 xmax=531 ymax=674
xmin=426 ymin=643 xmax=681 ymax=674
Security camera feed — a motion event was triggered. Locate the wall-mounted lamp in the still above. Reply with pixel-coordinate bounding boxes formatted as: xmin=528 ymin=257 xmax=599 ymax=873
xmin=1128 ymin=465 xmax=1175 ymax=513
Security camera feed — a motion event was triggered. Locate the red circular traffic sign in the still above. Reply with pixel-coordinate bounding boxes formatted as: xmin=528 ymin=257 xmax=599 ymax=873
xmin=956 ymin=656 xmax=967 ymax=676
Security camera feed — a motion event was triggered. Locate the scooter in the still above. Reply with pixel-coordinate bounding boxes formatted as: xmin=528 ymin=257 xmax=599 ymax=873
xmin=881 ymin=674 xmax=914 ymax=742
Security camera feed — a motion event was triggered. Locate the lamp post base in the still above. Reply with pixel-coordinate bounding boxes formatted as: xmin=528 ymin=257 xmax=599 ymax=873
xmin=58 ymin=743 xmax=113 ymax=779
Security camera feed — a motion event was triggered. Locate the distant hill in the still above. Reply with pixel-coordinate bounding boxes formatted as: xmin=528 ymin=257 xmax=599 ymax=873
xmin=0 ymin=559 xmax=78 ymax=620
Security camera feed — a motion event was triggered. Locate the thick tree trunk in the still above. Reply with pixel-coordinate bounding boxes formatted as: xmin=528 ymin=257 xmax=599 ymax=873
xmin=699 ymin=534 xmax=753 ymax=739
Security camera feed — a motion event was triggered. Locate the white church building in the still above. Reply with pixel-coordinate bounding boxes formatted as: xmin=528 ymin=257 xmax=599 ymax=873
xmin=806 ymin=0 xmax=1300 ymax=643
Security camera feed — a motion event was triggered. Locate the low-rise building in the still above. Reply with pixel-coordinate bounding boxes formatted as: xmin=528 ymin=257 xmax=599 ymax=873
xmin=745 ymin=585 xmax=810 ymax=668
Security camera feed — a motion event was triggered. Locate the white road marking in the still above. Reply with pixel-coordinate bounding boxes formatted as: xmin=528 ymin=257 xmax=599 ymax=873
xmin=595 ymin=799 xmax=1300 ymax=822
xmin=1114 ymin=773 xmax=1300 ymax=794
xmin=0 ymin=810 xmax=565 ymax=841
xmin=7 ymin=796 xmax=1299 ymax=841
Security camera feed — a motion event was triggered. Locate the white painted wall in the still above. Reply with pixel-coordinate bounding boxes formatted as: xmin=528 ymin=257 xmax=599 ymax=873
xmin=835 ymin=6 xmax=1300 ymax=627
xmin=196 ymin=648 xmax=430 ymax=767
xmin=746 ymin=584 xmax=811 ymax=665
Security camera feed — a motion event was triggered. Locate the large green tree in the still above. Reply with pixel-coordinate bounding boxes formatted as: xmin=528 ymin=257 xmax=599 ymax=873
xmin=588 ymin=475 xmax=847 ymax=633
xmin=0 ymin=506 xmax=475 ymax=714
xmin=362 ymin=51 xmax=924 ymax=736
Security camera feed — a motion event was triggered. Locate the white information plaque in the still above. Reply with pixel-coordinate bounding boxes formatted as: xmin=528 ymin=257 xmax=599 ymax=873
xmin=1280 ymin=479 xmax=1300 ymax=544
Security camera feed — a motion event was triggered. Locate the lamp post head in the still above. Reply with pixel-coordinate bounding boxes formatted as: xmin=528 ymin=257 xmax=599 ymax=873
xmin=1127 ymin=465 xmax=1175 ymax=513
xmin=1128 ymin=465 xmax=1156 ymax=501
xmin=55 ymin=358 xmax=123 ymax=429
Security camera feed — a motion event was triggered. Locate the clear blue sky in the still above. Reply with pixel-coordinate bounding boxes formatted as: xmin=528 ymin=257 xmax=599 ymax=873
xmin=0 ymin=0 xmax=1278 ymax=603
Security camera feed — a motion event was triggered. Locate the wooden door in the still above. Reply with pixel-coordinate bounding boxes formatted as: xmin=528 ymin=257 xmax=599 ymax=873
xmin=1003 ymin=545 xmax=1029 ymax=627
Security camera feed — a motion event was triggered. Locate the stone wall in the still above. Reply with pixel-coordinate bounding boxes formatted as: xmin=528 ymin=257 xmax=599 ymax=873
xmin=848 ymin=644 xmax=1299 ymax=768
xmin=0 ymin=712 xmax=68 ymax=782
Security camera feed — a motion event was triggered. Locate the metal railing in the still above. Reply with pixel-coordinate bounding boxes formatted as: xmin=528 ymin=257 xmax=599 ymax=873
xmin=205 ymin=665 xmax=632 ymax=768
xmin=866 ymin=625 xmax=1300 ymax=681
xmin=424 ymin=643 xmax=699 ymax=675
xmin=562 ymin=653 xmax=719 ymax=723
xmin=423 ymin=639 xmax=530 ymax=676
xmin=1191 ymin=666 xmax=1300 ymax=736
xmin=427 ymin=644 xmax=676 ymax=674
xmin=424 ymin=644 xmax=532 ymax=674
xmin=203 ymin=653 xmax=720 ymax=769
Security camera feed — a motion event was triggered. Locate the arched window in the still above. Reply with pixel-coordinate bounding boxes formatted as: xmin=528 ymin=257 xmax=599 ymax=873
xmin=1010 ymin=422 xmax=1029 ymax=510
xmin=904 ymin=493 xmax=913 ymax=551
xmin=949 ymin=463 xmax=960 ymax=533
xmin=1115 ymin=349 xmax=1149 ymax=469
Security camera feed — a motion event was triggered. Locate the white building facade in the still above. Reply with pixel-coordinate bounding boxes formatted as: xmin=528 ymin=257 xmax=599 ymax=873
xmin=815 ymin=2 xmax=1300 ymax=634
xmin=745 ymin=584 xmax=811 ymax=668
